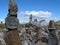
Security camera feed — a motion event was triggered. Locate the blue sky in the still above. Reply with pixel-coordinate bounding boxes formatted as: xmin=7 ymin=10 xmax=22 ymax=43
xmin=0 ymin=0 xmax=60 ymax=23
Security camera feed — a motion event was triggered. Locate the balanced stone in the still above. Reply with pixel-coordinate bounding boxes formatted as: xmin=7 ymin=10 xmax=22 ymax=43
xmin=48 ymin=20 xmax=58 ymax=45
xmin=5 ymin=0 xmax=19 ymax=30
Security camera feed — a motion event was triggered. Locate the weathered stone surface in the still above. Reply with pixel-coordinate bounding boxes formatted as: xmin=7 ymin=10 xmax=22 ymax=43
xmin=48 ymin=20 xmax=56 ymax=30
xmin=36 ymin=41 xmax=48 ymax=45
xmin=5 ymin=17 xmax=19 ymax=29
xmin=9 ymin=0 xmax=18 ymax=15
xmin=56 ymin=30 xmax=60 ymax=45
xmin=31 ymin=21 xmax=41 ymax=28
xmin=19 ymin=28 xmax=32 ymax=45
xmin=4 ymin=30 xmax=22 ymax=45
xmin=5 ymin=0 xmax=19 ymax=30
xmin=48 ymin=20 xmax=58 ymax=45
xmin=48 ymin=30 xmax=58 ymax=45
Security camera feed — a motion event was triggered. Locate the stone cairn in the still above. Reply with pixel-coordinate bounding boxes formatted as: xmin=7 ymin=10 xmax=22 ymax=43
xmin=4 ymin=0 xmax=22 ymax=45
xmin=1 ymin=0 xmax=59 ymax=45
xmin=48 ymin=20 xmax=58 ymax=45
xmin=21 ymin=19 xmax=59 ymax=45
xmin=29 ymin=14 xmax=32 ymax=23
xmin=22 ymin=16 xmax=49 ymax=45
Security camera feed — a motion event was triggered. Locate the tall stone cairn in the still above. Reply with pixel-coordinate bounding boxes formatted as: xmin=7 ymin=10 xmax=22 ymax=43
xmin=4 ymin=0 xmax=22 ymax=45
xmin=30 ymin=14 xmax=32 ymax=23
xmin=48 ymin=20 xmax=58 ymax=45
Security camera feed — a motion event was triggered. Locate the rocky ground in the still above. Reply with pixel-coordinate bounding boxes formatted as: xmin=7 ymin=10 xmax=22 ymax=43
xmin=0 ymin=27 xmax=60 ymax=45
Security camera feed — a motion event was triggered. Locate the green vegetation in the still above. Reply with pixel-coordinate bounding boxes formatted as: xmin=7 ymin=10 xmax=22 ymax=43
xmin=19 ymin=24 xmax=25 ymax=28
xmin=0 ymin=23 xmax=25 ymax=29
xmin=0 ymin=24 xmax=5 ymax=29
xmin=54 ymin=20 xmax=60 ymax=27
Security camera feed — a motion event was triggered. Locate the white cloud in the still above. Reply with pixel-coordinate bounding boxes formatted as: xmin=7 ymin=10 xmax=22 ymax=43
xmin=19 ymin=11 xmax=52 ymax=18
xmin=53 ymin=17 xmax=60 ymax=22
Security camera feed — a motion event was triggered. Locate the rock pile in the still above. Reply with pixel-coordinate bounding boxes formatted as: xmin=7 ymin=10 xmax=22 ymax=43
xmin=19 ymin=20 xmax=49 ymax=45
